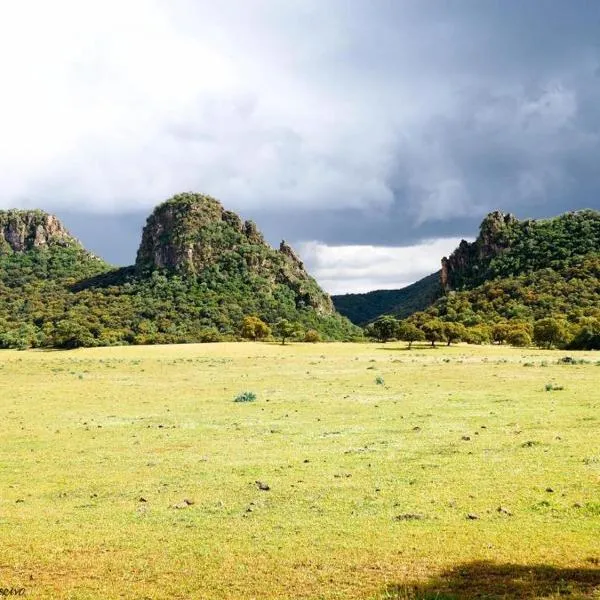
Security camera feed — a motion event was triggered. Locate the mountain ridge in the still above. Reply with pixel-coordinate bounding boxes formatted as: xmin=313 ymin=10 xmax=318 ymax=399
xmin=333 ymin=208 xmax=600 ymax=328
xmin=0 ymin=194 xmax=358 ymax=348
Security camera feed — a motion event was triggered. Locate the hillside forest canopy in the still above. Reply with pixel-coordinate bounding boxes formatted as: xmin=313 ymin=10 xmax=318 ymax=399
xmin=0 ymin=199 xmax=598 ymax=351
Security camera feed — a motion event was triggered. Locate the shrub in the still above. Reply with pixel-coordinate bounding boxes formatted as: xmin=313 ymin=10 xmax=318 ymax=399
xmin=304 ymin=329 xmax=321 ymax=343
xmin=199 ymin=327 xmax=221 ymax=343
xmin=507 ymin=330 xmax=532 ymax=347
xmin=375 ymin=376 xmax=385 ymax=385
xmin=240 ymin=316 xmax=270 ymax=341
xmin=234 ymin=391 xmax=257 ymax=403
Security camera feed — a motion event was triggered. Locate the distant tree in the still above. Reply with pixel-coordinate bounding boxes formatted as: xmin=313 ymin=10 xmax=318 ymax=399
xmin=371 ymin=316 xmax=398 ymax=343
xmin=492 ymin=323 xmax=512 ymax=344
xmin=240 ymin=316 xmax=271 ymax=341
xmin=52 ymin=320 xmax=95 ymax=349
xmin=507 ymin=329 xmax=531 ymax=347
xmin=274 ymin=319 xmax=302 ymax=345
xmin=397 ymin=320 xmax=425 ymax=349
xmin=533 ymin=318 xmax=568 ymax=349
xmin=568 ymin=318 xmax=600 ymax=350
xmin=421 ymin=319 xmax=446 ymax=347
xmin=463 ymin=325 xmax=491 ymax=345
xmin=443 ymin=322 xmax=467 ymax=346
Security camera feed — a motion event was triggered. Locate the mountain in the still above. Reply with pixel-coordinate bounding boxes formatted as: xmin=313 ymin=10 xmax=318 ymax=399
xmin=440 ymin=209 xmax=600 ymax=292
xmin=0 ymin=209 xmax=110 ymax=284
xmin=334 ymin=209 xmax=600 ymax=348
xmin=332 ymin=271 xmax=441 ymax=325
xmin=431 ymin=209 xmax=600 ymax=325
xmin=0 ymin=194 xmax=359 ymax=349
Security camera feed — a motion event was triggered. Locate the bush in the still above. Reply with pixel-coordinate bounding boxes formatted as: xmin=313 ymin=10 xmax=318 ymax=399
xmin=234 ymin=391 xmax=257 ymax=403
xmin=304 ymin=329 xmax=321 ymax=343
xmin=198 ymin=327 xmax=221 ymax=343
xmin=507 ymin=330 xmax=532 ymax=347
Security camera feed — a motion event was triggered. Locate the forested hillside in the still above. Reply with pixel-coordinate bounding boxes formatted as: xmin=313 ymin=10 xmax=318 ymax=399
xmin=332 ymin=272 xmax=441 ymax=325
xmin=365 ymin=210 xmax=600 ymax=350
xmin=0 ymin=194 xmax=360 ymax=349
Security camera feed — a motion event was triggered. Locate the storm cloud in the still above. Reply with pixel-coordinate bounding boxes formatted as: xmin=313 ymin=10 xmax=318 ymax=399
xmin=1 ymin=1 xmax=599 ymax=292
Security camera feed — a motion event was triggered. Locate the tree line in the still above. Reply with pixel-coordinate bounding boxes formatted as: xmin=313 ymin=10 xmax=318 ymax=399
xmin=364 ymin=313 xmax=600 ymax=350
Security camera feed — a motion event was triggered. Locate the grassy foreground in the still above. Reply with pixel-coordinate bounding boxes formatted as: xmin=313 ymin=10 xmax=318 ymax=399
xmin=0 ymin=342 xmax=599 ymax=599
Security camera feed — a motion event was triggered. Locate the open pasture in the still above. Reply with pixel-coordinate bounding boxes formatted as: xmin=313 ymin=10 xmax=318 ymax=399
xmin=0 ymin=343 xmax=599 ymax=599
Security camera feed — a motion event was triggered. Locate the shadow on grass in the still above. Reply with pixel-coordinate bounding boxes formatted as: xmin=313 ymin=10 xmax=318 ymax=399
xmin=379 ymin=561 xmax=600 ymax=599
xmin=375 ymin=344 xmax=440 ymax=351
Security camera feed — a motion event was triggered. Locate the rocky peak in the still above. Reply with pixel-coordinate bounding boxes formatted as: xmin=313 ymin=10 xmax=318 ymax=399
xmin=279 ymin=240 xmax=304 ymax=270
xmin=0 ymin=209 xmax=80 ymax=253
xmin=441 ymin=211 xmax=518 ymax=292
xmin=134 ymin=192 xmax=335 ymax=315
xmin=136 ymin=193 xmax=233 ymax=274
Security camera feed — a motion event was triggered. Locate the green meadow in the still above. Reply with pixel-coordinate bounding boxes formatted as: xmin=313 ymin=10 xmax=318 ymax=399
xmin=0 ymin=343 xmax=599 ymax=599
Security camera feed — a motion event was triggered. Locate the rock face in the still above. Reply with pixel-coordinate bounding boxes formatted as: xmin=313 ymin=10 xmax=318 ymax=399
xmin=441 ymin=211 xmax=518 ymax=291
xmin=0 ymin=209 xmax=80 ymax=253
xmin=279 ymin=240 xmax=304 ymax=270
xmin=135 ymin=193 xmax=335 ymax=314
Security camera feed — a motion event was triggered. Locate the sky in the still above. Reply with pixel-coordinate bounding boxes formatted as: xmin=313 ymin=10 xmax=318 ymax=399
xmin=1 ymin=0 xmax=599 ymax=294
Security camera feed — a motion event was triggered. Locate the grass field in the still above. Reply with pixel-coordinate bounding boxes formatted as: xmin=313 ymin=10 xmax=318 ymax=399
xmin=0 ymin=342 xmax=599 ymax=599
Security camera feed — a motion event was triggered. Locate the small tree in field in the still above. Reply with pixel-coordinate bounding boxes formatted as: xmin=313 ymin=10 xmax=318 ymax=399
xmin=397 ymin=321 xmax=425 ymax=349
xmin=507 ymin=329 xmax=531 ymax=347
xmin=274 ymin=319 xmax=302 ymax=345
xmin=304 ymin=329 xmax=321 ymax=343
xmin=443 ymin=322 xmax=467 ymax=346
xmin=421 ymin=319 xmax=446 ymax=347
xmin=372 ymin=316 xmax=398 ymax=343
xmin=533 ymin=318 xmax=568 ymax=349
xmin=240 ymin=316 xmax=271 ymax=341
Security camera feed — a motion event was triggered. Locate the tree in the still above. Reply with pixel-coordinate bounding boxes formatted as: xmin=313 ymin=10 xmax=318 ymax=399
xmin=443 ymin=322 xmax=467 ymax=346
xmin=240 ymin=316 xmax=271 ymax=341
xmin=533 ymin=318 xmax=568 ymax=349
xmin=463 ymin=325 xmax=491 ymax=345
xmin=274 ymin=319 xmax=302 ymax=345
xmin=52 ymin=320 xmax=95 ymax=349
xmin=371 ymin=316 xmax=398 ymax=343
xmin=569 ymin=318 xmax=600 ymax=350
xmin=492 ymin=323 xmax=511 ymax=344
xmin=507 ymin=329 xmax=531 ymax=347
xmin=420 ymin=319 xmax=446 ymax=347
xmin=396 ymin=321 xmax=425 ymax=349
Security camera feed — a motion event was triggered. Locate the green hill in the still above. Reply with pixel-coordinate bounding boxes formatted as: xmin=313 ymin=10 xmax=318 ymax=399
xmin=335 ymin=209 xmax=600 ymax=349
xmin=0 ymin=194 xmax=360 ymax=349
xmin=440 ymin=209 xmax=600 ymax=291
xmin=332 ymin=271 xmax=441 ymax=325
xmin=429 ymin=209 xmax=600 ymax=323
xmin=409 ymin=210 xmax=600 ymax=349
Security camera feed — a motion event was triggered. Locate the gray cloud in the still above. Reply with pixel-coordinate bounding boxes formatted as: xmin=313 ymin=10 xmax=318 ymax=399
xmin=1 ymin=0 xmax=599 ymax=289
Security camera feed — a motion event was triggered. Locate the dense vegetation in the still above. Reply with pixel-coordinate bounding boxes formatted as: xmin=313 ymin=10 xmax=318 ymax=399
xmin=442 ymin=209 xmax=600 ymax=291
xmin=2 ymin=204 xmax=598 ymax=350
xmin=364 ymin=211 xmax=600 ymax=350
xmin=332 ymin=271 xmax=441 ymax=325
xmin=0 ymin=197 xmax=360 ymax=349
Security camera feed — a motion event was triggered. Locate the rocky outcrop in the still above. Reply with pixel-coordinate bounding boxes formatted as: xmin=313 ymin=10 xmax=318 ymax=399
xmin=279 ymin=240 xmax=304 ymax=270
xmin=441 ymin=211 xmax=518 ymax=292
xmin=0 ymin=209 xmax=80 ymax=253
xmin=135 ymin=192 xmax=335 ymax=315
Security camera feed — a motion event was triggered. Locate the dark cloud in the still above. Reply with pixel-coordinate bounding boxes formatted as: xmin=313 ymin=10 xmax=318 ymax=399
xmin=3 ymin=0 xmax=600 ymax=287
